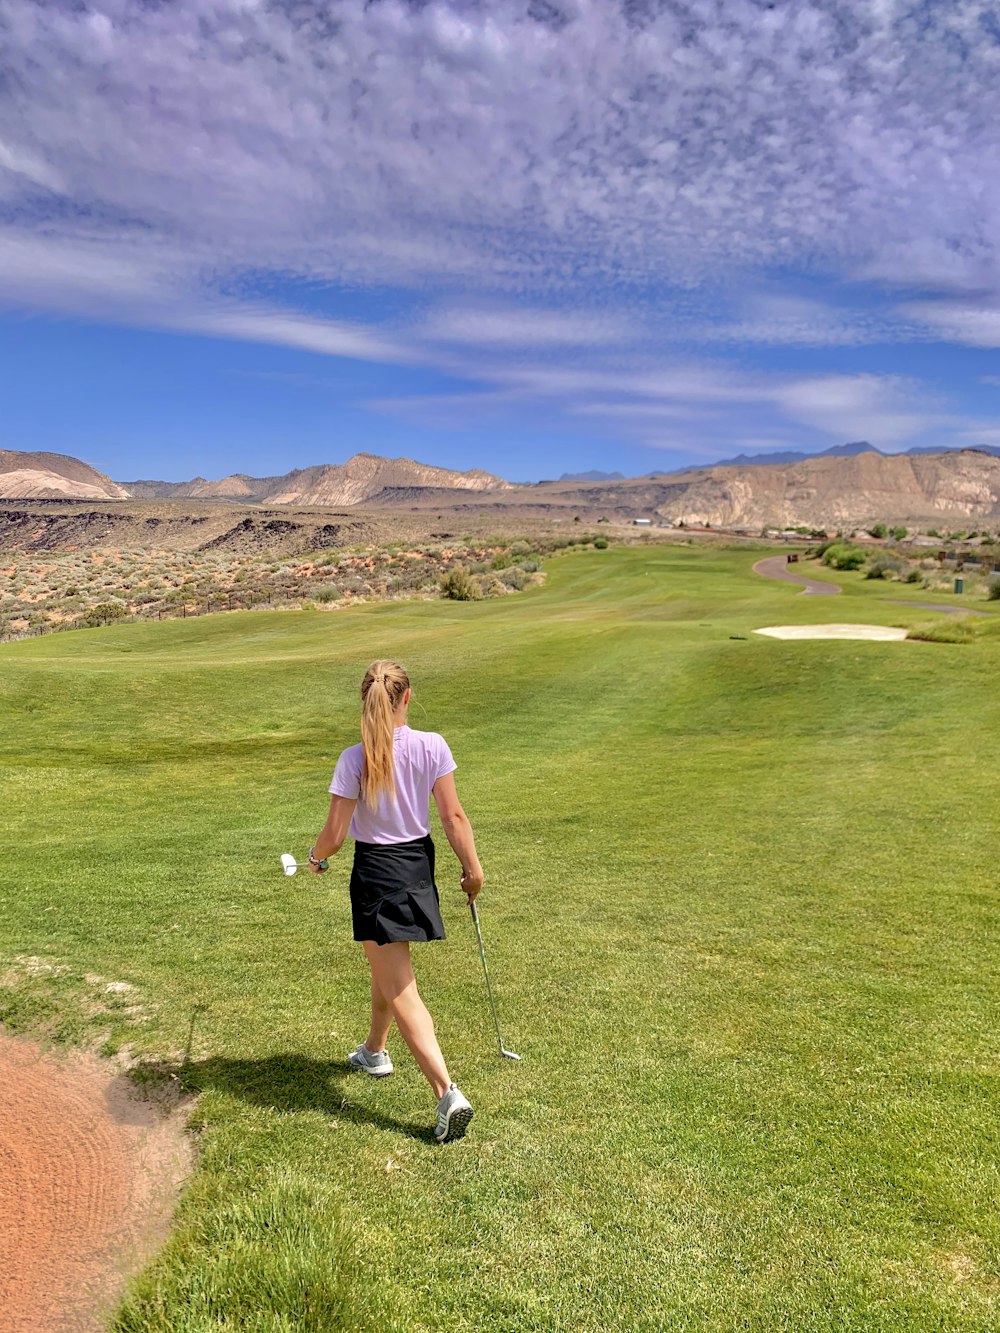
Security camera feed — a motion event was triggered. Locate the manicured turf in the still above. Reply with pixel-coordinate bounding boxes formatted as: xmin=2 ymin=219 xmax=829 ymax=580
xmin=1 ymin=544 xmax=998 ymax=1332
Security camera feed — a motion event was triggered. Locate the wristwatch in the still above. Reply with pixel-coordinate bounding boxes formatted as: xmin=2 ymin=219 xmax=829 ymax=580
xmin=308 ymin=846 xmax=329 ymax=870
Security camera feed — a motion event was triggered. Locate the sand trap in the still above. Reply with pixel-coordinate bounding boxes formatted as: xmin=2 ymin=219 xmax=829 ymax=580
xmin=754 ymin=623 xmax=908 ymax=640
xmin=0 ymin=1032 xmax=191 ymax=1332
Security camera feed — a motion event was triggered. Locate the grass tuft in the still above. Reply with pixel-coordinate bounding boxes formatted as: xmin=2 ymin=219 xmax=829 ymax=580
xmin=906 ymin=616 xmax=979 ymax=643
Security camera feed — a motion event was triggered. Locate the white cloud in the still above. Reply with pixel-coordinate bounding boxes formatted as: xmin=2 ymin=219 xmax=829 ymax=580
xmin=902 ymin=301 xmax=1000 ymax=348
xmin=687 ymin=295 xmax=891 ymax=348
xmin=769 ymin=374 xmax=936 ymax=446
xmin=3 ymin=0 xmax=1000 ymax=302
xmin=422 ymin=305 xmax=635 ymax=347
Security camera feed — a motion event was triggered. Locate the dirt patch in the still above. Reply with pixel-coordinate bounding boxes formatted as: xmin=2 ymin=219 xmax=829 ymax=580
xmin=754 ymin=623 xmax=908 ymax=640
xmin=0 ymin=1031 xmax=191 ymax=1332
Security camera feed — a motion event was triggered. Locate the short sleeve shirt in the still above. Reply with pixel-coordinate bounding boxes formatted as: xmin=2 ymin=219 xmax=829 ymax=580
xmin=329 ymin=725 xmax=457 ymax=845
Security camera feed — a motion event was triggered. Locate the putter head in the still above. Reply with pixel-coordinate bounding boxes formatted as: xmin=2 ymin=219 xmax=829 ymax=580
xmin=501 ymin=1048 xmax=522 ymax=1061
xmin=280 ymin=853 xmax=298 ymax=877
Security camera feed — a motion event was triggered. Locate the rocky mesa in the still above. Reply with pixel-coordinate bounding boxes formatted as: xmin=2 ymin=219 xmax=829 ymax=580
xmin=0 ymin=450 xmax=130 ymax=501
xmin=126 ymin=453 xmax=513 ymax=505
xmin=4 ymin=444 xmax=1000 ymax=528
xmin=541 ymin=448 xmax=1000 ymax=527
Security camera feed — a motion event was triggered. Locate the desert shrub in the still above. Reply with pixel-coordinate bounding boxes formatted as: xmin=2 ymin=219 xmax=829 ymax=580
xmin=906 ymin=617 xmax=977 ymax=644
xmin=314 ymin=587 xmax=339 ymax=603
xmin=868 ymin=522 xmax=888 ymax=539
xmin=987 ymin=576 xmax=1000 ymax=601
xmin=822 ymin=543 xmax=866 ymax=571
xmin=63 ymin=585 xmax=80 ymax=597
xmin=518 ymin=558 xmax=540 ymax=573
xmin=440 ymin=566 xmax=476 ymax=601
xmin=905 ymin=568 xmax=922 ymax=584
xmin=473 ymin=573 xmax=507 ymax=598
xmin=80 ymin=600 xmax=128 ymax=627
xmin=865 ymin=555 xmax=905 ymax=580
xmin=594 ymin=536 xmax=609 ymax=549
xmin=890 ymin=526 xmax=908 ymax=541
xmin=499 ymin=566 xmax=529 ymax=591
xmin=490 ymin=553 xmax=512 ymax=570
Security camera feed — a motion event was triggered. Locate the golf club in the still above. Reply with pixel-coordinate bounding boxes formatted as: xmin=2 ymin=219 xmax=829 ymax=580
xmin=279 ymin=852 xmax=326 ymax=876
xmin=469 ymin=901 xmax=521 ymax=1061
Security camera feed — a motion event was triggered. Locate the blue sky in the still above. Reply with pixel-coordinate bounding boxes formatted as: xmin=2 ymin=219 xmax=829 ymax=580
xmin=4 ymin=0 xmax=1000 ymax=483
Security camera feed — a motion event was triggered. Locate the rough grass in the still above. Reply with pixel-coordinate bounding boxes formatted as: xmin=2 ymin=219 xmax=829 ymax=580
xmin=906 ymin=616 xmax=980 ymax=644
xmin=1 ymin=544 xmax=998 ymax=1332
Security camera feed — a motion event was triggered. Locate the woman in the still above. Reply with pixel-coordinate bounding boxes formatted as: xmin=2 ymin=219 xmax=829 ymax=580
xmin=307 ymin=659 xmax=484 ymax=1143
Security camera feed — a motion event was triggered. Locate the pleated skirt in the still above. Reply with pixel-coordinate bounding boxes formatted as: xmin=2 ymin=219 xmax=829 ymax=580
xmin=349 ymin=834 xmax=446 ymax=944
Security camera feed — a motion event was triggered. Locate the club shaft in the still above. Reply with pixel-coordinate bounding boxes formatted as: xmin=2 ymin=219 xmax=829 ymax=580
xmin=470 ymin=902 xmax=509 ymax=1055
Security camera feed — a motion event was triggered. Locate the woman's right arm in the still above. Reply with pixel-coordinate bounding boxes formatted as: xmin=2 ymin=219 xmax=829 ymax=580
xmin=432 ymin=772 xmax=484 ymax=905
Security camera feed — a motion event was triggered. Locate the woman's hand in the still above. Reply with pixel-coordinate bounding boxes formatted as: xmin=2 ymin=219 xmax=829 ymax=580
xmin=461 ymin=865 xmax=484 ymax=906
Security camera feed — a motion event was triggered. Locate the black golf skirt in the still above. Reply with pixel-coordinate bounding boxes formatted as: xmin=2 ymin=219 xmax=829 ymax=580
xmin=349 ymin=834 xmax=446 ymax=945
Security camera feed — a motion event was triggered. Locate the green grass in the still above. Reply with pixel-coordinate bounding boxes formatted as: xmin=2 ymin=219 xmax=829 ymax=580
xmin=906 ymin=617 xmax=981 ymax=644
xmin=1 ymin=543 xmax=999 ymax=1331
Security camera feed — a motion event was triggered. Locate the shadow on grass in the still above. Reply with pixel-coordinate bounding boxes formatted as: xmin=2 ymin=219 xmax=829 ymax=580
xmin=163 ymin=1049 xmax=436 ymax=1143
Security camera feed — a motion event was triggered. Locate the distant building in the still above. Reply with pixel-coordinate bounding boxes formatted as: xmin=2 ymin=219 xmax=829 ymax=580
xmin=633 ymin=518 xmax=652 ymax=526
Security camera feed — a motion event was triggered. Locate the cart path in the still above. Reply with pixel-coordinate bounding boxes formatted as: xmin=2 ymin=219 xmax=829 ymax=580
xmin=0 ymin=1031 xmax=191 ymax=1332
xmin=883 ymin=599 xmax=993 ymax=616
xmin=752 ymin=555 xmax=842 ymax=596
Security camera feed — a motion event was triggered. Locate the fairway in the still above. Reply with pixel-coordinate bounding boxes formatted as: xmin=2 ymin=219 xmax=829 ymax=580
xmin=2 ymin=544 xmax=998 ymax=1332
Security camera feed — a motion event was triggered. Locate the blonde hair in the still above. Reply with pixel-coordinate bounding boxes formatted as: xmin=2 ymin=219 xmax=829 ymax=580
xmin=359 ymin=659 xmax=410 ymax=808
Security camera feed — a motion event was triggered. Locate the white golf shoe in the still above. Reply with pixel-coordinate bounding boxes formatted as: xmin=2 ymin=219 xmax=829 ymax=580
xmin=347 ymin=1044 xmax=394 ymax=1077
xmin=434 ymin=1084 xmax=474 ymax=1143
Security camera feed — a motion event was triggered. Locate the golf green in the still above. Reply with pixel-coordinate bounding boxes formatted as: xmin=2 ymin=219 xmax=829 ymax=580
xmin=1 ymin=544 xmax=997 ymax=1331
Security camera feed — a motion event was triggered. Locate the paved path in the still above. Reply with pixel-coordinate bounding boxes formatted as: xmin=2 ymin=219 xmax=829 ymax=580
xmin=752 ymin=555 xmax=841 ymax=596
xmin=883 ymin=599 xmax=993 ymax=617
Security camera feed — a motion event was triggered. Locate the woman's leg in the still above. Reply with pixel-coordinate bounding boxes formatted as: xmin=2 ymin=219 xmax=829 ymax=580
xmin=365 ymin=972 xmax=393 ymax=1053
xmin=362 ymin=941 xmax=451 ymax=1100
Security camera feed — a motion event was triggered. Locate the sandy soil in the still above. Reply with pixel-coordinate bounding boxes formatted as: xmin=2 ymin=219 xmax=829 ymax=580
xmin=754 ymin=624 xmax=908 ymax=640
xmin=0 ymin=1032 xmax=191 ymax=1332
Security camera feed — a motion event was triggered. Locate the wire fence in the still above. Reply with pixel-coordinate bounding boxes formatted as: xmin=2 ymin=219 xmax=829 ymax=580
xmin=0 ymin=590 xmax=283 ymax=643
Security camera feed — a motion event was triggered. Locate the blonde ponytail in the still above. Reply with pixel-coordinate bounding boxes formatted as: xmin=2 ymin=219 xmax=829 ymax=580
xmin=359 ymin=659 xmax=410 ymax=808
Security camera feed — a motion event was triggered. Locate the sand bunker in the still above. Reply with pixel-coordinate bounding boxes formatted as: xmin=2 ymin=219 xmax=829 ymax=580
xmin=0 ymin=1032 xmax=191 ymax=1332
xmin=754 ymin=623 xmax=908 ymax=640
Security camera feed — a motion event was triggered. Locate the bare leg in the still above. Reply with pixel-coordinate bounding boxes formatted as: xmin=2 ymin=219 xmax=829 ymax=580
xmin=365 ymin=972 xmax=393 ymax=1053
xmin=362 ymin=941 xmax=451 ymax=1100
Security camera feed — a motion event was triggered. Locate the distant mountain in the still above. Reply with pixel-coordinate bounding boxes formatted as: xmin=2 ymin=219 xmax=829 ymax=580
xmin=703 ymin=441 xmax=1000 ymax=469
xmin=0 ymin=449 xmax=129 ymax=500
xmin=124 ymin=453 xmax=514 ymax=505
xmin=558 ymin=469 xmax=625 ymax=482
xmin=707 ymin=441 xmax=881 ymax=469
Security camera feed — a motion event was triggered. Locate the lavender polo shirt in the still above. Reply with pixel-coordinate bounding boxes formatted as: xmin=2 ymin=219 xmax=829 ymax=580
xmin=329 ymin=725 xmax=457 ymax=845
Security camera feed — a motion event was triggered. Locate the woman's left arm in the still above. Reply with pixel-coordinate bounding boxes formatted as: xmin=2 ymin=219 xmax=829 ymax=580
xmin=309 ymin=795 xmax=356 ymax=871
